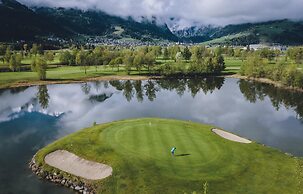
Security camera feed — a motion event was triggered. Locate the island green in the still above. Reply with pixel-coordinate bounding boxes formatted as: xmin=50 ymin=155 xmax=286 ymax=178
xmin=34 ymin=118 xmax=303 ymax=194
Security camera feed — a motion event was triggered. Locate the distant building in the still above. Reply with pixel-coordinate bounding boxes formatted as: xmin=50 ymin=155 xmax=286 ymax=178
xmin=243 ymin=44 xmax=287 ymax=51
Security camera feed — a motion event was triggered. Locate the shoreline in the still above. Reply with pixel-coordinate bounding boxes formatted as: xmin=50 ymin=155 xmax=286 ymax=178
xmin=1 ymin=74 xmax=303 ymax=93
xmin=0 ymin=75 xmax=163 ymax=90
xmin=28 ymin=118 xmax=302 ymax=193
xmin=29 ymin=155 xmax=96 ymax=194
xmin=224 ymin=74 xmax=303 ymax=92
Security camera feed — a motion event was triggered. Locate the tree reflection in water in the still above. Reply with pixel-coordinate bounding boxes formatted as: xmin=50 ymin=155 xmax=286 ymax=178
xmin=36 ymin=85 xmax=50 ymax=109
xmin=106 ymin=77 xmax=225 ymax=102
xmin=238 ymin=79 xmax=303 ymax=119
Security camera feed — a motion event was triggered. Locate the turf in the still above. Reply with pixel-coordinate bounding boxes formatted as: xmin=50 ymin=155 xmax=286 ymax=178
xmin=35 ymin=118 xmax=303 ymax=194
xmin=0 ymin=66 xmax=149 ymax=89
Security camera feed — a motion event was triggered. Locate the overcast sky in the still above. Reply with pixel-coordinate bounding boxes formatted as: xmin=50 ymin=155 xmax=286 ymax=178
xmin=19 ymin=0 xmax=303 ymax=27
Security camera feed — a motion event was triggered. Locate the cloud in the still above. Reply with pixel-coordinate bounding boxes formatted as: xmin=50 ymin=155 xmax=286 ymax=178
xmin=18 ymin=0 xmax=303 ymax=27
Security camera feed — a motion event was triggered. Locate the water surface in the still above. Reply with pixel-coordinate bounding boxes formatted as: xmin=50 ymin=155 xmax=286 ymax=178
xmin=0 ymin=78 xmax=302 ymax=194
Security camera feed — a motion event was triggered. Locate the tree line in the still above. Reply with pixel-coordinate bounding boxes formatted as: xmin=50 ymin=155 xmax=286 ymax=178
xmin=0 ymin=44 xmax=51 ymax=80
xmin=58 ymin=45 xmax=225 ymax=76
xmin=240 ymin=50 xmax=303 ymax=88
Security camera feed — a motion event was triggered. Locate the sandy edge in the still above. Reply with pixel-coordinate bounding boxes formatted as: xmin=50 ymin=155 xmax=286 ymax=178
xmin=212 ymin=128 xmax=252 ymax=144
xmin=45 ymin=150 xmax=113 ymax=180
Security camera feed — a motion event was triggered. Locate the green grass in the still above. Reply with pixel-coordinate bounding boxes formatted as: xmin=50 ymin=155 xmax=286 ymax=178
xmin=201 ymin=32 xmax=250 ymax=45
xmin=0 ymin=66 xmax=150 ymax=88
xmin=35 ymin=118 xmax=303 ymax=194
xmin=224 ymin=57 xmax=244 ymax=74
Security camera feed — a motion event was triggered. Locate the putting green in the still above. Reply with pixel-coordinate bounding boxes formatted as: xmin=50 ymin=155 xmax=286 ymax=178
xmin=35 ymin=118 xmax=303 ymax=194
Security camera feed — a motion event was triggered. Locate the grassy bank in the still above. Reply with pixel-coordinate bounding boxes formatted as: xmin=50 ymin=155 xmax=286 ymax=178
xmin=0 ymin=66 xmax=152 ymax=89
xmin=34 ymin=118 xmax=303 ymax=194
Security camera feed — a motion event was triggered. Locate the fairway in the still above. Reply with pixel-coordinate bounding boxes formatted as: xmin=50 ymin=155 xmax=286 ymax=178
xmin=35 ymin=118 xmax=303 ymax=194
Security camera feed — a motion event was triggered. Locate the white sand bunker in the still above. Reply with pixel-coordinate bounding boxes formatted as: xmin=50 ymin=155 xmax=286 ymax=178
xmin=45 ymin=150 xmax=112 ymax=180
xmin=212 ymin=129 xmax=252 ymax=144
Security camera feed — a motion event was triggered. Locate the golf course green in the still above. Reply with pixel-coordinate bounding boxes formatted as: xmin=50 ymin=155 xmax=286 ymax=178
xmin=35 ymin=118 xmax=303 ymax=194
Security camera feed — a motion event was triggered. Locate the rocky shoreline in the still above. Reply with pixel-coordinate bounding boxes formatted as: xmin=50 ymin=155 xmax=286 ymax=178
xmin=29 ymin=155 xmax=95 ymax=194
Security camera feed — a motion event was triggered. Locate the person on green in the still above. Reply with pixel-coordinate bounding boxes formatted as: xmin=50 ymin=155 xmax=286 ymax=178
xmin=171 ymin=147 xmax=176 ymax=156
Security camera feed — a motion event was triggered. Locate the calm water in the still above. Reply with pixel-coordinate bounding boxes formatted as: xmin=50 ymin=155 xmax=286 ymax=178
xmin=0 ymin=77 xmax=303 ymax=194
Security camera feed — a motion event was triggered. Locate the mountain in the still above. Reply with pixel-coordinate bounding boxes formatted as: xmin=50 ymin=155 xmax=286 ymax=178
xmin=0 ymin=0 xmax=177 ymax=42
xmin=33 ymin=7 xmax=177 ymax=41
xmin=0 ymin=0 xmax=69 ymax=41
xmin=168 ymin=24 xmax=220 ymax=43
xmin=172 ymin=20 xmax=303 ymax=45
xmin=1 ymin=0 xmax=303 ymax=45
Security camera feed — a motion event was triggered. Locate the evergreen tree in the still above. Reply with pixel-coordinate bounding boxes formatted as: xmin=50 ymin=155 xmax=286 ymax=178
xmin=182 ymin=46 xmax=192 ymax=61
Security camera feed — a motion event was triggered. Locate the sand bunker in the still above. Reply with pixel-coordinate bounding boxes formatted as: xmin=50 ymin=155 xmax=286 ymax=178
xmin=44 ymin=150 xmax=112 ymax=180
xmin=212 ymin=129 xmax=252 ymax=144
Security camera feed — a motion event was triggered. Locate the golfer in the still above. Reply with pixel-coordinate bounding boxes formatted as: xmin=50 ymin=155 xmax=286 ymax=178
xmin=171 ymin=147 xmax=176 ymax=156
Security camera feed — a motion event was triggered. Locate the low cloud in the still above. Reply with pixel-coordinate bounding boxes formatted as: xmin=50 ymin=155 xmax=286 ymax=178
xmin=19 ymin=0 xmax=303 ymax=27
xmin=18 ymin=0 xmax=303 ymax=27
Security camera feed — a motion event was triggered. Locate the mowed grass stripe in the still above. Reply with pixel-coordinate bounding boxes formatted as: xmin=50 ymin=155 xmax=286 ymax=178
xmin=164 ymin=124 xmax=195 ymax=168
xmin=35 ymin=118 xmax=303 ymax=194
xmin=153 ymin=123 xmax=177 ymax=175
xmin=181 ymin=123 xmax=208 ymax=160
xmin=144 ymin=122 xmax=157 ymax=159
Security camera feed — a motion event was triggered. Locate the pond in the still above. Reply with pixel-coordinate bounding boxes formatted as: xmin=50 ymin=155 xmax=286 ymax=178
xmin=0 ymin=77 xmax=302 ymax=194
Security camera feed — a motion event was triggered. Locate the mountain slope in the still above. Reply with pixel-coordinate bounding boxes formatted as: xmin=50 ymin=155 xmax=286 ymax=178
xmin=173 ymin=20 xmax=303 ymax=45
xmin=0 ymin=0 xmax=69 ymax=41
xmin=0 ymin=0 xmax=177 ymax=42
xmin=1 ymin=0 xmax=303 ymax=45
xmin=34 ymin=7 xmax=177 ymax=41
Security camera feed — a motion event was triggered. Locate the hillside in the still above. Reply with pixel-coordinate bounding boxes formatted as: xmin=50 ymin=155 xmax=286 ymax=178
xmin=0 ymin=0 xmax=177 ymax=42
xmin=1 ymin=0 xmax=303 ymax=45
xmin=33 ymin=7 xmax=177 ymax=41
xmin=0 ymin=0 xmax=69 ymax=41
xmin=174 ymin=20 xmax=303 ymax=45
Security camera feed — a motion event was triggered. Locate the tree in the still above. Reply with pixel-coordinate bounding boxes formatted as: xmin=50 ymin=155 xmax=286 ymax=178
xmin=23 ymin=44 xmax=28 ymax=56
xmin=114 ymin=57 xmax=123 ymax=72
xmin=163 ymin=47 xmax=169 ymax=60
xmin=282 ymin=64 xmax=299 ymax=87
xmin=0 ymin=44 xmax=6 ymax=56
xmin=31 ymin=56 xmax=47 ymax=80
xmin=295 ymin=52 xmax=303 ymax=64
xmin=44 ymin=51 xmax=55 ymax=62
xmin=258 ymin=48 xmax=275 ymax=61
xmin=31 ymin=44 xmax=38 ymax=56
xmin=226 ymin=47 xmax=235 ymax=57
xmin=168 ymin=45 xmax=181 ymax=61
xmin=191 ymin=46 xmax=204 ymax=64
xmin=124 ymin=53 xmax=134 ymax=75
xmin=287 ymin=47 xmax=303 ymax=64
xmin=240 ymin=54 xmax=266 ymax=78
xmin=213 ymin=55 xmax=225 ymax=73
xmin=182 ymin=46 xmax=192 ymax=61
xmin=152 ymin=46 xmax=162 ymax=57
xmin=134 ymin=53 xmax=144 ymax=74
xmin=204 ymin=57 xmax=214 ymax=73
xmin=76 ymin=49 xmax=90 ymax=74
xmin=59 ymin=51 xmax=75 ymax=65
xmin=9 ymin=53 xmax=22 ymax=72
xmin=145 ymin=52 xmax=156 ymax=73
xmin=92 ymin=47 xmax=104 ymax=71
xmin=214 ymin=46 xmax=223 ymax=56
xmin=4 ymin=46 xmax=12 ymax=63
